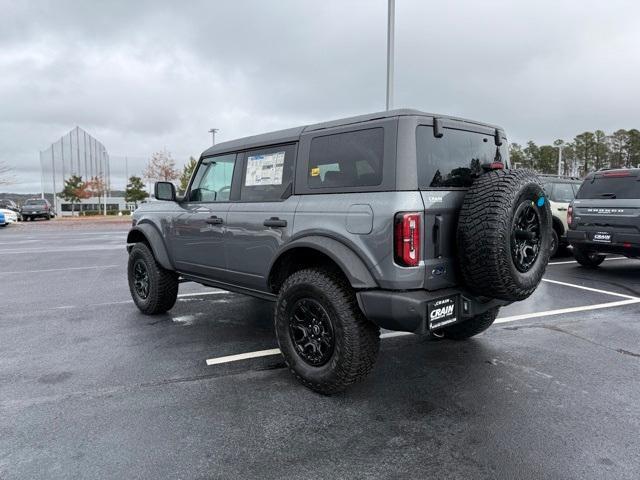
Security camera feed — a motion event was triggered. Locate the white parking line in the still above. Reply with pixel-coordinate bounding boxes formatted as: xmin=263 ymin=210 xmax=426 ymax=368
xmin=494 ymin=298 xmax=640 ymax=324
xmin=0 ymin=265 xmax=119 ymax=275
xmin=541 ymin=278 xmax=639 ymax=300
xmin=204 ymin=278 xmax=640 ymax=367
xmin=206 ymin=348 xmax=282 ymax=366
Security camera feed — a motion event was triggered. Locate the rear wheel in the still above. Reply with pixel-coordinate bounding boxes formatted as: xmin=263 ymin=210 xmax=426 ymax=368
xmin=573 ymin=247 xmax=606 ymax=268
xmin=275 ymin=268 xmax=380 ymax=395
xmin=440 ymin=307 xmax=500 ymax=340
xmin=127 ymin=243 xmax=179 ymax=314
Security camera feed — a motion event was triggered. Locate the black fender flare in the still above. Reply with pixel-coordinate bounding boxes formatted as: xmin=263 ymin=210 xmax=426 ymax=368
xmin=126 ymin=223 xmax=174 ymax=271
xmin=268 ymin=235 xmax=378 ymax=289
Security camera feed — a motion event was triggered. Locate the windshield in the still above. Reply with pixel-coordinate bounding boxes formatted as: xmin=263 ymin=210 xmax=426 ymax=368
xmin=576 ymin=175 xmax=640 ymax=200
xmin=25 ymin=199 xmax=46 ymax=205
xmin=416 ymin=126 xmax=509 ymax=189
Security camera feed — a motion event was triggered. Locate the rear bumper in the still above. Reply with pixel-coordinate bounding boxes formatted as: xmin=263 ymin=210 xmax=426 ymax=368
xmin=567 ymin=230 xmax=640 ymax=257
xmin=356 ymin=288 xmax=509 ymax=334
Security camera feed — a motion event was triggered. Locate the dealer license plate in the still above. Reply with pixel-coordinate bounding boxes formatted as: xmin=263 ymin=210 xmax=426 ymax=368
xmin=592 ymin=232 xmax=612 ymax=243
xmin=428 ymin=296 xmax=458 ymax=330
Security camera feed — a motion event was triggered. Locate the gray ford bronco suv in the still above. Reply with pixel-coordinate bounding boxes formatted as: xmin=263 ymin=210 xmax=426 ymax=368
xmin=127 ymin=109 xmax=552 ymax=394
xmin=567 ymin=168 xmax=640 ymax=266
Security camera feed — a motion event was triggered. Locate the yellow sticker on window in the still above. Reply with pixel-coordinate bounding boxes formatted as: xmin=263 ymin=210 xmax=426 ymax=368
xmin=310 ymin=167 xmax=320 ymax=177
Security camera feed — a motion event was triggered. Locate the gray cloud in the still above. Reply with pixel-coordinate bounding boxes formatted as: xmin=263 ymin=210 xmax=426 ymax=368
xmin=1 ymin=0 xmax=639 ymax=192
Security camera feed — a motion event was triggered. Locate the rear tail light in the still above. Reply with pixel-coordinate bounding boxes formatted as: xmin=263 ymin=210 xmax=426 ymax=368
xmin=394 ymin=212 xmax=421 ymax=267
xmin=603 ymin=170 xmax=631 ymax=177
xmin=567 ymin=205 xmax=573 ymax=226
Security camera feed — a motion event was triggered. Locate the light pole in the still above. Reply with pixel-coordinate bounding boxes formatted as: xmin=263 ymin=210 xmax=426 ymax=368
xmin=386 ymin=0 xmax=395 ymax=111
xmin=209 ymin=128 xmax=219 ymax=146
xmin=554 ymin=140 xmax=565 ymax=176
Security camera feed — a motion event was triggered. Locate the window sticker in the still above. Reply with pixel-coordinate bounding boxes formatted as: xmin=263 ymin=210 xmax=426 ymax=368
xmin=245 ymin=151 xmax=285 ymax=186
xmin=310 ymin=167 xmax=320 ymax=177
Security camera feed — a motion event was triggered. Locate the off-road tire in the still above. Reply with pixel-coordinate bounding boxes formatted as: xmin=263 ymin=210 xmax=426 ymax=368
xmin=275 ymin=268 xmax=380 ymax=395
xmin=573 ymin=247 xmax=606 ymax=268
xmin=457 ymin=169 xmax=552 ymax=302
xmin=441 ymin=307 xmax=500 ymax=340
xmin=127 ymin=243 xmax=179 ymax=314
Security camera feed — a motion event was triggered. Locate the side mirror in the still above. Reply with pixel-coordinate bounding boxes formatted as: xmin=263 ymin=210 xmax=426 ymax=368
xmin=154 ymin=182 xmax=176 ymax=201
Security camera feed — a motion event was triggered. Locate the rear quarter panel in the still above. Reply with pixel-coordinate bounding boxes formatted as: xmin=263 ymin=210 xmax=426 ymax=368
xmin=293 ymin=192 xmax=426 ymax=290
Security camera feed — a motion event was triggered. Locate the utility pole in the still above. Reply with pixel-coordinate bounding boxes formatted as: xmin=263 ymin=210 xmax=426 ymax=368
xmin=209 ymin=128 xmax=219 ymax=146
xmin=386 ymin=0 xmax=395 ymax=111
xmin=557 ymin=144 xmax=563 ymax=176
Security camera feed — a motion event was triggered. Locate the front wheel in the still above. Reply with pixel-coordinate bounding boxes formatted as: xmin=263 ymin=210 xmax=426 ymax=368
xmin=127 ymin=243 xmax=179 ymax=314
xmin=275 ymin=268 xmax=380 ymax=395
xmin=573 ymin=247 xmax=606 ymax=268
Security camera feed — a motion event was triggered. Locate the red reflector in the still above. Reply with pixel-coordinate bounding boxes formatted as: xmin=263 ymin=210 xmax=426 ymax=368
xmin=567 ymin=205 xmax=573 ymax=226
xmin=603 ymin=170 xmax=631 ymax=177
xmin=394 ymin=213 xmax=421 ymax=267
xmin=624 ymin=242 xmax=632 ymax=248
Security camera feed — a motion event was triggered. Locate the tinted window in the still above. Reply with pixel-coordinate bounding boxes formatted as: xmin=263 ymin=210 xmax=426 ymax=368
xmin=550 ymin=183 xmax=577 ymax=202
xmin=26 ymin=199 xmax=46 ymax=205
xmin=577 ymin=175 xmax=640 ymax=200
xmin=308 ymin=128 xmax=383 ymax=189
xmin=240 ymin=144 xmax=295 ymax=201
xmin=416 ymin=126 xmax=509 ymax=189
xmin=189 ymin=154 xmax=236 ymax=202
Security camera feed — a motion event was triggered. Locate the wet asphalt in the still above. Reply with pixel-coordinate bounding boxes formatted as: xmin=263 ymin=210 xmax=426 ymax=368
xmin=1 ymin=220 xmax=639 ymax=480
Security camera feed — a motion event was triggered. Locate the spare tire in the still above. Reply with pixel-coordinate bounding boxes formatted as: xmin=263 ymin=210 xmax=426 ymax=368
xmin=457 ymin=169 xmax=552 ymax=301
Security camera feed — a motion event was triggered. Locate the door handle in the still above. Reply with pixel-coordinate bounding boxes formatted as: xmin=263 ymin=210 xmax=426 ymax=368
xmin=557 ymin=207 xmax=568 ymax=212
xmin=263 ymin=217 xmax=287 ymax=228
xmin=206 ymin=215 xmax=224 ymax=225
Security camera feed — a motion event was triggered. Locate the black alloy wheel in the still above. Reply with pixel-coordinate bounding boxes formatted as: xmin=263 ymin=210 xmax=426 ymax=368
xmin=511 ymin=201 xmax=542 ymax=273
xmin=288 ymin=298 xmax=335 ymax=367
xmin=133 ymin=259 xmax=150 ymax=300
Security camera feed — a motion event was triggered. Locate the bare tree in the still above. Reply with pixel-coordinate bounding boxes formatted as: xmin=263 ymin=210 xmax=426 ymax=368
xmin=0 ymin=161 xmax=14 ymax=186
xmin=144 ymin=150 xmax=180 ymax=183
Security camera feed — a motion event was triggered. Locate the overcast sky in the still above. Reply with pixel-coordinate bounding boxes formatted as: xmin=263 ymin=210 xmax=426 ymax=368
xmin=1 ymin=0 xmax=639 ymax=192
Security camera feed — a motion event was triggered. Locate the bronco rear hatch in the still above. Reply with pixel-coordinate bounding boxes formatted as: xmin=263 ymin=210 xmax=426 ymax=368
xmin=571 ymin=170 xmax=640 ymax=245
xmin=415 ymin=123 xmax=509 ymax=290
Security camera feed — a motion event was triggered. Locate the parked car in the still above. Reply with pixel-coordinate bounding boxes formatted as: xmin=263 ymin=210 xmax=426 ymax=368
xmin=568 ymin=168 xmax=640 ymax=266
xmin=0 ymin=211 xmax=6 ymax=227
xmin=540 ymin=175 xmax=583 ymax=257
xmin=0 ymin=199 xmax=23 ymax=221
xmin=21 ymin=198 xmax=55 ymax=220
xmin=126 ymin=109 xmax=552 ymax=394
xmin=0 ymin=207 xmax=18 ymax=224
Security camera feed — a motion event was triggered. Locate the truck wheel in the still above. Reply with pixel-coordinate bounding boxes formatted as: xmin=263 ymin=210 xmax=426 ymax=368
xmin=573 ymin=247 xmax=606 ymax=268
xmin=127 ymin=243 xmax=179 ymax=314
xmin=274 ymin=268 xmax=380 ymax=395
xmin=457 ymin=169 xmax=552 ymax=302
xmin=440 ymin=307 xmax=500 ymax=340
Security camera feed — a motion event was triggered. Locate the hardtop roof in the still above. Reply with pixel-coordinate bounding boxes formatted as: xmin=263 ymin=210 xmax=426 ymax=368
xmin=201 ymin=109 xmax=504 ymax=157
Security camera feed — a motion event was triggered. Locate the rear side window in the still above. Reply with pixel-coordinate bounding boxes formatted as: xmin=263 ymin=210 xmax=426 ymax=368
xmin=416 ymin=126 xmax=509 ymax=189
xmin=550 ymin=183 xmax=578 ymax=202
xmin=240 ymin=144 xmax=295 ymax=202
xmin=308 ymin=128 xmax=383 ymax=189
xmin=577 ymin=175 xmax=640 ymax=200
